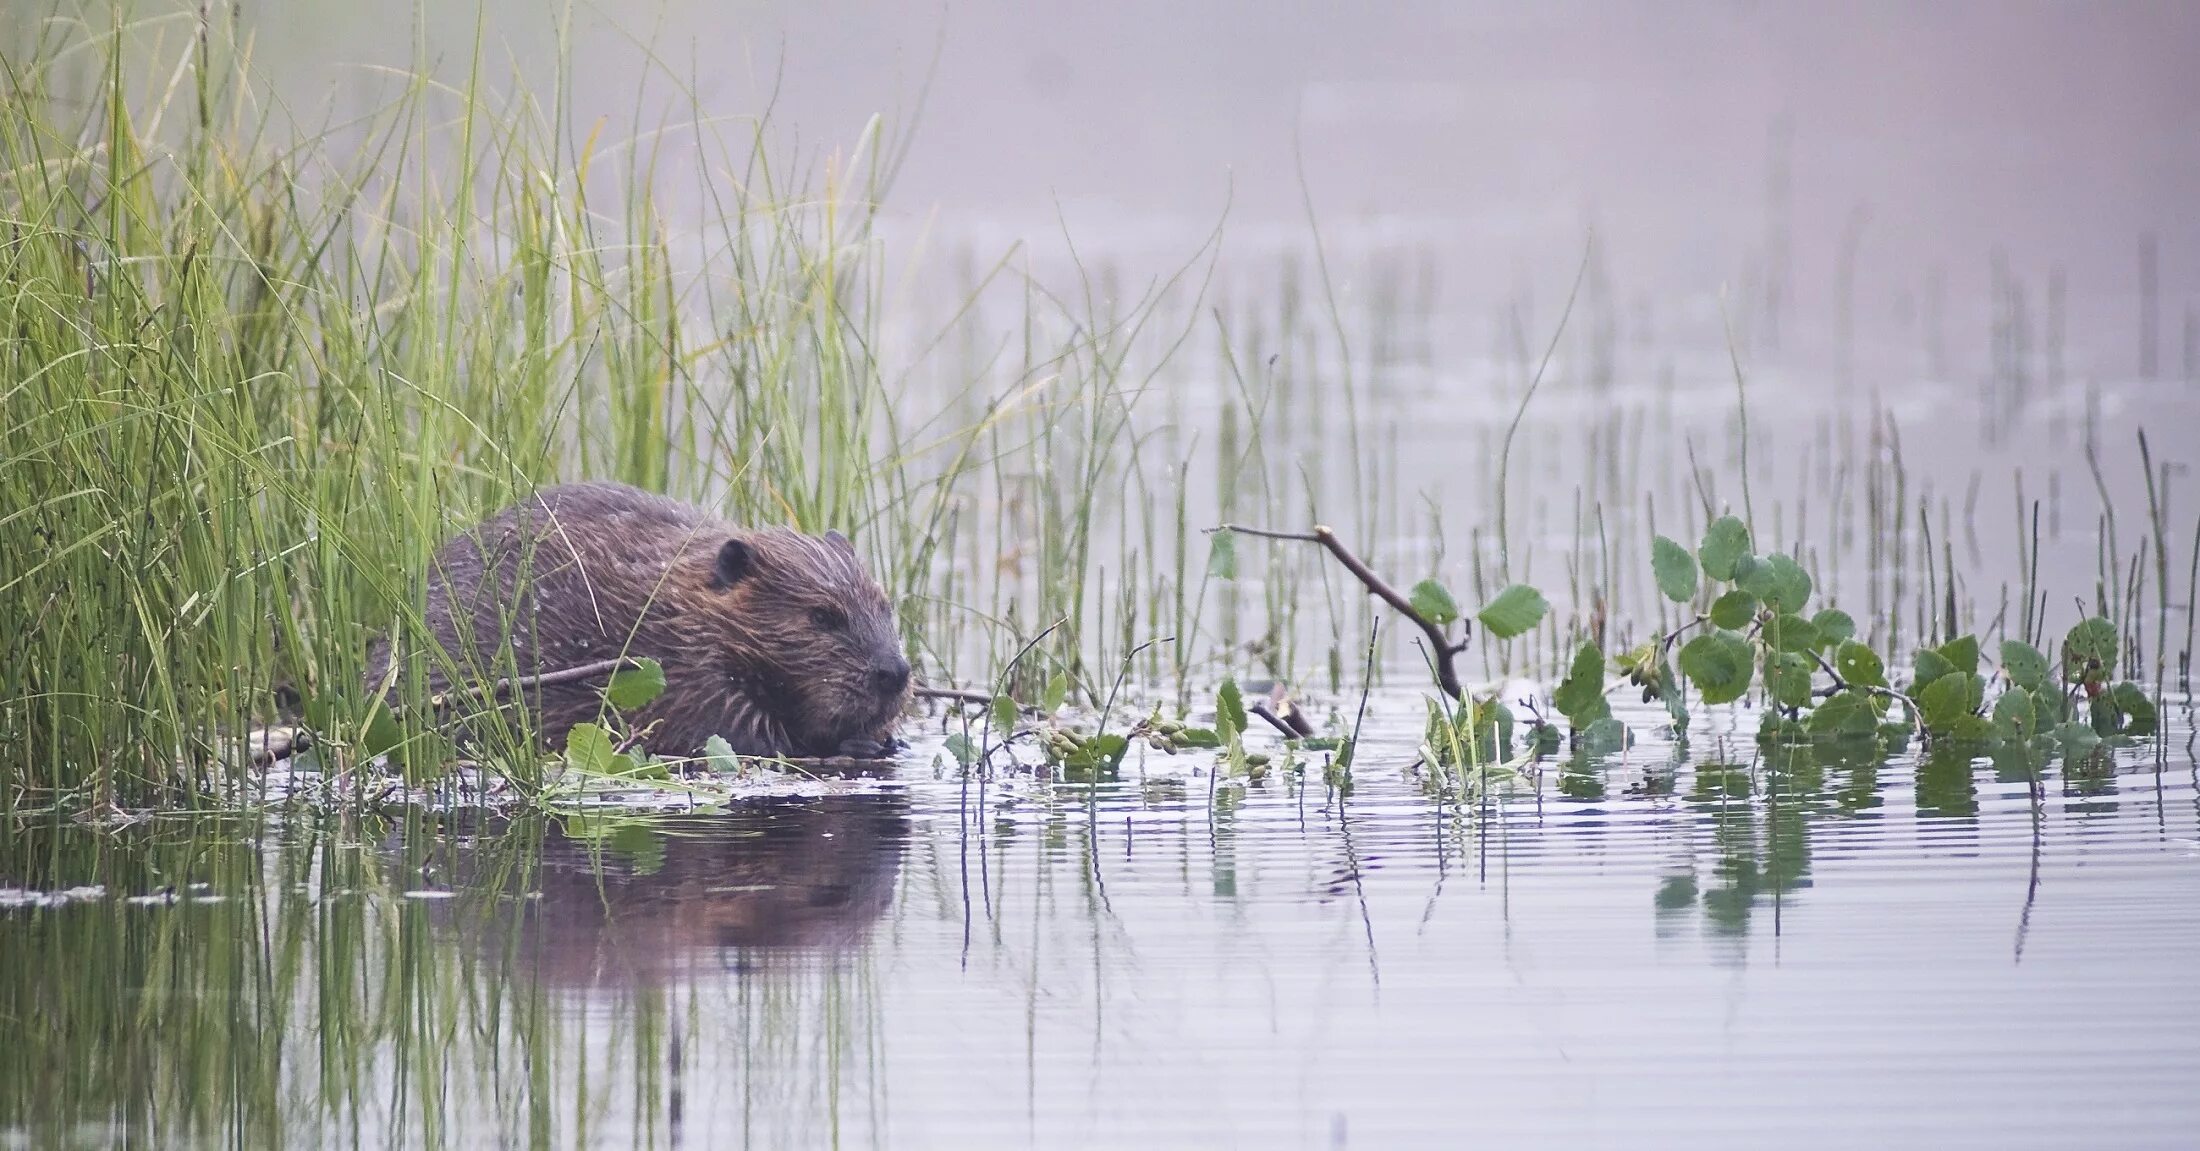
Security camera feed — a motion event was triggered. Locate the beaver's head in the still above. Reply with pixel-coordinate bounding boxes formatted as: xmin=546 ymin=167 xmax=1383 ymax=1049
xmin=703 ymin=527 xmax=910 ymax=754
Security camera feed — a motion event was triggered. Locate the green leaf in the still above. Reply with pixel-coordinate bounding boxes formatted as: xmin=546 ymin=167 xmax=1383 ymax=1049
xmin=1409 ymin=579 xmax=1461 ymax=626
xmin=1991 ymin=687 xmax=2035 ymax=741
xmin=990 ymin=694 xmax=1018 ymax=735
xmin=1651 ymin=535 xmax=1699 ymax=603
xmin=1172 ymin=726 xmax=1223 ymax=749
xmin=361 ymin=707 xmax=405 ymax=760
xmin=1919 ymin=673 xmax=1981 ymax=732
xmin=2053 ymin=721 xmax=2102 ymax=758
xmin=564 ymin=722 xmax=616 ymax=775
xmin=1765 ymin=651 xmax=1814 ymax=708
xmin=1834 ymin=641 xmax=1886 ymax=690
xmin=1217 ymin=678 xmax=1248 ymax=741
xmin=1739 ymin=553 xmax=1812 ymax=614
xmin=1041 ymin=671 xmax=1069 ymax=713
xmin=1207 ymin=529 xmax=1238 ymax=581
xmin=1476 ymin=584 xmax=1549 ymax=640
xmin=604 ymin=657 xmax=667 ymax=711
xmin=1946 ymin=714 xmax=1996 ymax=743
xmin=1810 ymin=609 xmax=1856 ymax=650
xmin=1064 ymin=733 xmax=1131 ymax=775
xmin=1552 ymin=642 xmax=1610 ymax=727
xmin=1698 ymin=516 xmax=1752 ymax=581
xmin=1656 ymin=662 xmax=1690 ymax=729
xmin=1678 ymin=629 xmax=1754 ymax=705
xmin=1914 ymin=647 xmax=1956 ymax=692
xmin=1808 ymin=690 xmax=1877 ymax=737
xmin=2061 ymin=617 xmax=2118 ymax=684
xmin=1937 ymin=635 xmax=1980 ymax=678
xmin=2109 ymin=682 xmax=2158 ymax=736
xmin=1999 ymin=641 xmax=2050 ymax=693
xmin=1766 ymin=613 xmax=1820 ymax=654
xmin=1579 ymin=716 xmax=1630 ymax=755
xmin=703 ymin=734 xmax=742 ymax=773
xmin=943 ymin=732 xmax=978 ymax=767
xmin=1709 ymin=589 xmax=1758 ymax=630
xmin=1751 ymin=556 xmax=1804 ymax=616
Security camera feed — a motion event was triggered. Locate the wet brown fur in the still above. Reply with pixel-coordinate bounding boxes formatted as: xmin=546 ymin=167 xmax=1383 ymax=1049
xmin=370 ymin=481 xmax=910 ymax=758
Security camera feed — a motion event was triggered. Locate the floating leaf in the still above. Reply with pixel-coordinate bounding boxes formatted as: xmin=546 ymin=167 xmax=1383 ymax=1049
xmin=2061 ymin=617 xmax=2117 ymax=684
xmin=1679 ymin=629 xmax=1754 ymax=705
xmin=1808 ymin=690 xmax=1877 ymax=737
xmin=1709 ymin=589 xmax=1758 ymax=630
xmin=604 ymin=657 xmax=667 ymax=711
xmin=1766 ymin=613 xmax=1820 ymax=654
xmin=1834 ymin=641 xmax=1886 ymax=690
xmin=1172 ymin=726 xmax=1223 ymax=749
xmin=1698 ymin=516 xmax=1752 ymax=581
xmin=1063 ymin=733 xmax=1130 ymax=776
xmin=1919 ymin=672 xmax=1981 ymax=732
xmin=2108 ymin=682 xmax=2158 ymax=736
xmin=703 ymin=734 xmax=742 ymax=773
xmin=2053 ymin=721 xmax=2102 ymax=758
xmin=1217 ymin=678 xmax=1248 ymax=741
xmin=1207 ymin=529 xmax=1238 ymax=581
xmin=1764 ymin=650 xmax=1814 ymax=708
xmin=1651 ymin=535 xmax=1699 ymax=603
xmin=1999 ymin=640 xmax=2050 ymax=693
xmin=1579 ymin=716 xmax=1631 ymax=755
xmin=943 ymin=732 xmax=978 ymax=767
xmin=1409 ymin=579 xmax=1461 ymax=626
xmin=1810 ymin=609 xmax=1855 ymax=650
xmin=1476 ymin=584 xmax=1549 ymax=640
xmin=1946 ymin=714 xmax=1996 ymax=743
xmin=564 ymin=722 xmax=616 ymax=775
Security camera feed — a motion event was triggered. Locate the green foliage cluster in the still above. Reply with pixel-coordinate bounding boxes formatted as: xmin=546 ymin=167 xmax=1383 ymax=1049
xmin=1421 ymin=513 xmax=2163 ymax=775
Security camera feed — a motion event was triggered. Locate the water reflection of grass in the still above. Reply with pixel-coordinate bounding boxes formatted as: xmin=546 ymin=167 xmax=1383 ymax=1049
xmin=0 ymin=804 xmax=899 ymax=1147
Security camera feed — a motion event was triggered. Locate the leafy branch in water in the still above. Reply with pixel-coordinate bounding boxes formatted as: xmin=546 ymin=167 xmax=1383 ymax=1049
xmin=1206 ymin=523 xmax=1549 ymax=702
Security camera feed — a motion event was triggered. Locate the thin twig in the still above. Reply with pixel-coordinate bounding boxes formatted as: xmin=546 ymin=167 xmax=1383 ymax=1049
xmin=914 ymin=684 xmax=996 ymax=707
xmin=426 ymin=657 xmax=643 ymax=712
xmin=1211 ymin=523 xmax=1467 ymax=700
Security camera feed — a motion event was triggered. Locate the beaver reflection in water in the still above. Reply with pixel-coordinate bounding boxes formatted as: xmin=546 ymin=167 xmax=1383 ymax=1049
xmin=433 ymin=793 xmax=908 ymax=987
xmin=372 ymin=481 xmax=912 ymax=759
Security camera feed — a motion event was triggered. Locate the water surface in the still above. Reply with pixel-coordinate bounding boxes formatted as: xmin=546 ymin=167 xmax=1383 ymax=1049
xmin=6 ymin=697 xmax=2195 ymax=1148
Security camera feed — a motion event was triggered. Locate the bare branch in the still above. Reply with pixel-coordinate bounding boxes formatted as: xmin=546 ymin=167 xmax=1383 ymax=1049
xmin=429 ymin=657 xmax=643 ymax=712
xmin=1210 ymin=523 xmax=1467 ymax=700
xmin=914 ymin=684 xmax=997 ymax=707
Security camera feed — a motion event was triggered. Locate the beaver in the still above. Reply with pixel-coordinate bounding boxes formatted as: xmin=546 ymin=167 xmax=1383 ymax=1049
xmin=371 ymin=481 xmax=911 ymax=759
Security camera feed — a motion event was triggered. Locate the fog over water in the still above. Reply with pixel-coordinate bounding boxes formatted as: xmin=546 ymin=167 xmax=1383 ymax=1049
xmin=251 ymin=0 xmax=2200 ymax=385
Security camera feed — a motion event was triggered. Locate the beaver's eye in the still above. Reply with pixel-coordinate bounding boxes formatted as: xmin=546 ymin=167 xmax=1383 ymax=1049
xmin=809 ymin=606 xmax=847 ymax=632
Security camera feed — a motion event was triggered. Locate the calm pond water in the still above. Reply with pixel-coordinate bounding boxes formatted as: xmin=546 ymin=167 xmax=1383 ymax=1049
xmin=5 ymin=695 xmax=2196 ymax=1149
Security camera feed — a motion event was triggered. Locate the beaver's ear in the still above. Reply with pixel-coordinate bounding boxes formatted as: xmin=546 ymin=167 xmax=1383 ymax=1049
xmin=825 ymin=529 xmax=853 ymax=553
xmin=710 ymin=538 xmax=754 ymax=590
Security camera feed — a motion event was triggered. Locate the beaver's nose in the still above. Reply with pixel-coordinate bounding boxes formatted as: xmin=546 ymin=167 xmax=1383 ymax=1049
xmin=870 ymin=656 xmax=911 ymax=695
